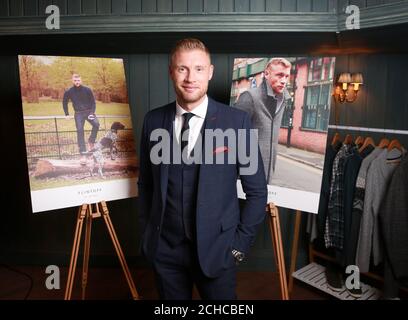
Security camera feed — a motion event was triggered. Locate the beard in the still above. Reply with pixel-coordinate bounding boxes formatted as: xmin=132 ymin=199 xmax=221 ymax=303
xmin=174 ymin=86 xmax=207 ymax=106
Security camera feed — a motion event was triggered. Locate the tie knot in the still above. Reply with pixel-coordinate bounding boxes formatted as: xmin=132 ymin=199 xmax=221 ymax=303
xmin=182 ymin=113 xmax=194 ymax=125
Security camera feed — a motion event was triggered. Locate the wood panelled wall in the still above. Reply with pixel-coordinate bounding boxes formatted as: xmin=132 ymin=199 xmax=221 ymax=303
xmin=0 ymin=52 xmax=305 ymax=271
xmin=331 ymin=54 xmax=408 ymax=147
xmin=1 ymin=49 xmax=407 ymax=271
xmin=0 ymin=0 xmax=404 ymax=17
xmin=0 ymin=0 xmax=339 ymax=16
xmin=1 ymin=0 xmax=407 ymax=17
xmin=2 ymin=0 xmax=408 ymax=36
xmin=0 ymin=0 xmax=407 ymax=274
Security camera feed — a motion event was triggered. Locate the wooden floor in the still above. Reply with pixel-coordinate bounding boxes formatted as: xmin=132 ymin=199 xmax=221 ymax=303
xmin=0 ymin=265 xmax=328 ymax=300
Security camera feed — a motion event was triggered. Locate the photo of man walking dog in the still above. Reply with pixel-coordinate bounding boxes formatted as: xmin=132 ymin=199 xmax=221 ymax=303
xmin=18 ymin=55 xmax=138 ymax=213
xmin=62 ymin=73 xmax=100 ymax=164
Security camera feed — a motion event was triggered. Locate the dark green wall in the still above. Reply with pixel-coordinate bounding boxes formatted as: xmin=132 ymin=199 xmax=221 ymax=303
xmin=0 ymin=0 xmax=400 ymax=17
xmin=0 ymin=0 xmax=338 ymax=16
xmin=1 ymin=47 xmax=407 ymax=272
xmin=0 ymin=50 xmax=309 ymax=271
xmin=0 ymin=0 xmax=405 ymax=17
xmin=331 ymin=54 xmax=408 ymax=147
xmin=0 ymin=0 xmax=407 ymax=273
xmin=1 ymin=0 xmax=408 ymax=35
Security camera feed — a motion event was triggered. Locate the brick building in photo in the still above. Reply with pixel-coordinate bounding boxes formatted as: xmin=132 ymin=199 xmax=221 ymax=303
xmin=231 ymin=57 xmax=336 ymax=154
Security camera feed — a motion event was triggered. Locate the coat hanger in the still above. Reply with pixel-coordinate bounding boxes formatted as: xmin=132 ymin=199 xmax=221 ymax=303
xmin=343 ymin=134 xmax=353 ymax=145
xmin=358 ymin=136 xmax=375 ymax=153
xmin=331 ymin=132 xmax=341 ymax=146
xmin=378 ymin=138 xmax=390 ymax=149
xmin=387 ymin=139 xmax=403 ymax=151
xmin=355 ymin=135 xmax=364 ymax=146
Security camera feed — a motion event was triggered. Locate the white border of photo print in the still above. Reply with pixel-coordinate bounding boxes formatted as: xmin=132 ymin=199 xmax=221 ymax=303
xmin=231 ymin=57 xmax=335 ymax=213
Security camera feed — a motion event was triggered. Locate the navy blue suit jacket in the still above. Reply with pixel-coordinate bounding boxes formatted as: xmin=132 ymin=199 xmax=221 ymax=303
xmin=138 ymin=98 xmax=267 ymax=277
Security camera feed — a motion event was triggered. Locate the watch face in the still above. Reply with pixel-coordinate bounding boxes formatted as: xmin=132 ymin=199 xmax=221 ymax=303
xmin=233 ymin=250 xmax=244 ymax=261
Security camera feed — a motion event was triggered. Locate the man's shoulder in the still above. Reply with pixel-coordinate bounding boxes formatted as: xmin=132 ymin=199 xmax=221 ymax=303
xmin=144 ymin=102 xmax=174 ymax=122
xmin=145 ymin=99 xmax=248 ymax=121
xmin=240 ymin=85 xmax=290 ymax=102
xmin=81 ymin=85 xmax=93 ymax=92
xmin=64 ymin=85 xmax=92 ymax=92
xmin=64 ymin=86 xmax=74 ymax=93
xmin=210 ymin=98 xmax=248 ymax=120
xmin=238 ymin=85 xmax=264 ymax=102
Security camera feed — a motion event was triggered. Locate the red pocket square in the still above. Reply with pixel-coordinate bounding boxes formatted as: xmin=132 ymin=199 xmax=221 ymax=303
xmin=213 ymin=146 xmax=229 ymax=154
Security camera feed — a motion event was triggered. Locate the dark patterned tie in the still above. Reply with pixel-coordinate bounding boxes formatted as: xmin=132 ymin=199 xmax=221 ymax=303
xmin=267 ymin=95 xmax=278 ymax=117
xmin=181 ymin=113 xmax=194 ymax=157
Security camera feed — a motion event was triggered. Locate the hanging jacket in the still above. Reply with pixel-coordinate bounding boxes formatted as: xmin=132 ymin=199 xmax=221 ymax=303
xmin=356 ymin=149 xmax=403 ymax=272
xmin=379 ymin=155 xmax=408 ymax=286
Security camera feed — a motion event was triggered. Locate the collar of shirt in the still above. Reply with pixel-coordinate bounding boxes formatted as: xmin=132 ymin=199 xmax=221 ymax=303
xmin=174 ymin=95 xmax=208 ymax=149
xmin=175 ymin=95 xmax=208 ymax=119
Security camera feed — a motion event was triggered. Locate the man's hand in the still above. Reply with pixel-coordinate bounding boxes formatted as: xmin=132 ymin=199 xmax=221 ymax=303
xmin=64 ymin=115 xmax=70 ymax=120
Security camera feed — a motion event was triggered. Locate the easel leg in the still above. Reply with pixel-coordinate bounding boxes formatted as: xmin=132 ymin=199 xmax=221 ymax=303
xmin=268 ymin=203 xmax=289 ymax=300
xmin=269 ymin=207 xmax=280 ymax=282
xmin=99 ymin=201 xmax=140 ymax=300
xmin=64 ymin=204 xmax=87 ymax=300
xmin=288 ymin=210 xmax=302 ymax=295
xmin=81 ymin=204 xmax=93 ymax=300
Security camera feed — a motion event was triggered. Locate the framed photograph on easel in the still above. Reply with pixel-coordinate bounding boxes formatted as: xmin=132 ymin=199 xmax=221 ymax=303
xmin=231 ymin=57 xmax=336 ymax=213
xmin=18 ymin=55 xmax=138 ymax=213
xmin=18 ymin=55 xmax=140 ymax=299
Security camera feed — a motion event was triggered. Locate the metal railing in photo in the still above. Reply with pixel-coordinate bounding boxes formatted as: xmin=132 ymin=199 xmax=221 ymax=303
xmin=23 ymin=115 xmax=136 ymax=169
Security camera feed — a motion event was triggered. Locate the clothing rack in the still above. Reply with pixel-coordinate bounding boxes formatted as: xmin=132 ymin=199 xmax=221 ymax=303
xmin=308 ymin=130 xmax=406 ymax=298
xmin=308 ymin=239 xmax=408 ymax=295
xmin=289 ymin=130 xmax=408 ymax=299
xmin=328 ymin=125 xmax=408 ymax=135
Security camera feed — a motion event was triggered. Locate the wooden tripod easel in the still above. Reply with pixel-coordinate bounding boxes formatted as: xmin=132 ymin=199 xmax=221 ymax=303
xmin=64 ymin=201 xmax=140 ymax=300
xmin=288 ymin=210 xmax=302 ymax=295
xmin=267 ymin=203 xmax=289 ymax=300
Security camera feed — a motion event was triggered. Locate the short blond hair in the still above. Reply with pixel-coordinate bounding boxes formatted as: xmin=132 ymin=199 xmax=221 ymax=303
xmin=170 ymin=38 xmax=211 ymax=65
xmin=265 ymin=58 xmax=292 ymax=70
xmin=72 ymin=73 xmax=81 ymax=78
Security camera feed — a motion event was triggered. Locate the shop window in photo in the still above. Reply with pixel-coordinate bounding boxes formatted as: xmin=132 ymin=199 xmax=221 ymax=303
xmin=308 ymin=57 xmax=334 ymax=82
xmin=302 ymin=84 xmax=331 ymax=131
xmin=302 ymin=57 xmax=334 ymax=131
xmin=281 ymin=103 xmax=293 ymax=128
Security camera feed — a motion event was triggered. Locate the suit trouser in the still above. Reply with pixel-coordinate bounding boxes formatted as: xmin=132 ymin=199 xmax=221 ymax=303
xmin=153 ymin=236 xmax=237 ymax=300
xmin=74 ymin=111 xmax=100 ymax=154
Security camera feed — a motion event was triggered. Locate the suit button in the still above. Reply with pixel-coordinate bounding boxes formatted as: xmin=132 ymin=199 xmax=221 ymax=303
xmin=156 ymin=226 xmax=160 ymax=231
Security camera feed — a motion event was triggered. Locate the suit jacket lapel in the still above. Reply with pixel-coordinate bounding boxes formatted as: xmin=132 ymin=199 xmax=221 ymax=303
xmin=197 ymin=98 xmax=219 ymax=203
xmin=260 ymin=80 xmax=273 ymax=120
xmin=160 ymin=102 xmax=175 ymax=209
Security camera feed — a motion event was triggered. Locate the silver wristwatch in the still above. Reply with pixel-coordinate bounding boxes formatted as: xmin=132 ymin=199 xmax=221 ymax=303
xmin=232 ymin=249 xmax=245 ymax=262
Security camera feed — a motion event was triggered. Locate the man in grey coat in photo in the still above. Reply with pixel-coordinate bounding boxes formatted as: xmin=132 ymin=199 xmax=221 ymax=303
xmin=235 ymin=58 xmax=292 ymax=184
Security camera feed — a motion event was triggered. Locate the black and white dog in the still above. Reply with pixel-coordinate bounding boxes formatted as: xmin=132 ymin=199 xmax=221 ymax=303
xmin=88 ymin=121 xmax=125 ymax=178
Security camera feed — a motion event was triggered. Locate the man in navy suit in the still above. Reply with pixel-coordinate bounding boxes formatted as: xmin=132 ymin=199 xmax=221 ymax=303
xmin=138 ymin=38 xmax=267 ymax=300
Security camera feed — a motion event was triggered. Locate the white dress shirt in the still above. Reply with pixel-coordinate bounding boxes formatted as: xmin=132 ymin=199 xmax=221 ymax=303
xmin=174 ymin=95 xmax=208 ymax=157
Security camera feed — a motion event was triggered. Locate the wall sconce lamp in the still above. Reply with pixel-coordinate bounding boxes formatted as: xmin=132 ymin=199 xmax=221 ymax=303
xmin=334 ymin=72 xmax=364 ymax=103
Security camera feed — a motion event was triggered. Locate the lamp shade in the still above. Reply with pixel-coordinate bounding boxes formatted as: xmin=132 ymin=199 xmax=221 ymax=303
xmin=351 ymin=73 xmax=364 ymax=84
xmin=338 ymin=72 xmax=352 ymax=83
